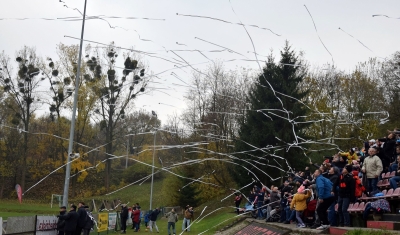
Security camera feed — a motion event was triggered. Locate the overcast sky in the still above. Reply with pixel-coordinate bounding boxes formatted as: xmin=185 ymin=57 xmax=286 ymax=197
xmin=1 ymin=0 xmax=399 ymax=123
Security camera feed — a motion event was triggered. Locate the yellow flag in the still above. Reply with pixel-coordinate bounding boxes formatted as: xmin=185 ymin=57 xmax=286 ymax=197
xmin=98 ymin=213 xmax=109 ymax=232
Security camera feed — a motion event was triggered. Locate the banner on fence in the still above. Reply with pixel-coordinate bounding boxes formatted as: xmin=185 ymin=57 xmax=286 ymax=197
xmin=98 ymin=213 xmax=108 ymax=232
xmin=36 ymin=215 xmax=57 ymax=235
xmin=6 ymin=215 xmax=36 ymax=234
xmin=108 ymin=212 xmax=117 ymax=230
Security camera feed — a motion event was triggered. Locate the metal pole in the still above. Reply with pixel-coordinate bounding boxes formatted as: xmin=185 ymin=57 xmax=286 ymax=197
xmin=125 ymin=138 xmax=129 ymax=169
xmin=62 ymin=0 xmax=88 ymax=207
xmin=149 ymin=129 xmax=156 ymax=210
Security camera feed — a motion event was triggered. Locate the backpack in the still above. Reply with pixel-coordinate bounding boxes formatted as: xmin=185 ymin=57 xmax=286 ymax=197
xmin=353 ymin=175 xmax=365 ymax=197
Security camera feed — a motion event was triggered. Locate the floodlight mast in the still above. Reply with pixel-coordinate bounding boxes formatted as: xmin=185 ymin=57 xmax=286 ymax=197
xmin=62 ymin=0 xmax=88 ymax=207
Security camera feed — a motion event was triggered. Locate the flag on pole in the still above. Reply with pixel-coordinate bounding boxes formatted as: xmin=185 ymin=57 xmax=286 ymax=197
xmin=15 ymin=184 xmax=22 ymax=204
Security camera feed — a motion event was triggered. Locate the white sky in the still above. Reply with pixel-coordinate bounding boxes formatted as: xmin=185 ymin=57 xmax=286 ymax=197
xmin=1 ymin=0 xmax=399 ymax=123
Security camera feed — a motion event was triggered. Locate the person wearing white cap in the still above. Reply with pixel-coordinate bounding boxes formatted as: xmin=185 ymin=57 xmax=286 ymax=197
xmin=362 ymin=147 xmax=383 ymax=194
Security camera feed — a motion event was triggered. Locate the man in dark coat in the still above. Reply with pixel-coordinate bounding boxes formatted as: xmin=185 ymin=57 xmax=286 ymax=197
xmin=83 ymin=206 xmax=94 ymax=235
xmin=120 ymin=204 xmax=129 ymax=234
xmin=149 ymin=207 xmax=160 ymax=233
xmin=332 ymin=165 xmax=355 ymax=227
xmin=58 ymin=205 xmax=79 ymax=235
xmin=57 ymin=206 xmax=67 ymax=235
xmin=76 ymin=202 xmax=88 ymax=235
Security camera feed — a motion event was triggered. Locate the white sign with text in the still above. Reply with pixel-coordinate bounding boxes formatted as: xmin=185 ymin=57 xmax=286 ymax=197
xmin=36 ymin=215 xmax=57 ymax=235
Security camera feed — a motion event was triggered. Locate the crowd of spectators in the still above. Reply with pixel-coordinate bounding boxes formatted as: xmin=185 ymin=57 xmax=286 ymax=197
xmin=238 ymin=129 xmax=400 ymax=230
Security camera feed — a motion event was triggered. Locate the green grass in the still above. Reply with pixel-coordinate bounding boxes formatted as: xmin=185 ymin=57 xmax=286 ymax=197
xmin=0 ymin=200 xmax=59 ymax=219
xmin=90 ymin=180 xmax=166 ymax=210
xmin=96 ymin=207 xmax=240 ymax=235
xmin=345 ymin=229 xmax=395 ymax=235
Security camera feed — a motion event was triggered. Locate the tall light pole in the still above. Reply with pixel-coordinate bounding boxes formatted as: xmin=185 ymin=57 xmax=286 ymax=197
xmin=149 ymin=111 xmax=157 ymax=210
xmin=126 ymin=127 xmax=131 ymax=169
xmin=62 ymin=0 xmax=88 ymax=207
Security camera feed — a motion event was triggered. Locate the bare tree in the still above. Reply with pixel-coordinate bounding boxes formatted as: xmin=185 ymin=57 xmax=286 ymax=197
xmin=0 ymin=46 xmax=44 ymax=190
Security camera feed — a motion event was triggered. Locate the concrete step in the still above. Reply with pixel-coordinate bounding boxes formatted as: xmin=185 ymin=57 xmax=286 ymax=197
xmin=367 ymin=221 xmax=400 ymax=230
xmin=329 ymin=227 xmax=347 ymax=235
xmin=329 ymin=226 xmax=400 ymax=235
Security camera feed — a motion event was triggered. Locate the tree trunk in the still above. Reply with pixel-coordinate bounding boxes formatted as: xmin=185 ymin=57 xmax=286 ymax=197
xmin=105 ymin=107 xmax=114 ymax=191
xmin=21 ymin=118 xmax=29 ymax=192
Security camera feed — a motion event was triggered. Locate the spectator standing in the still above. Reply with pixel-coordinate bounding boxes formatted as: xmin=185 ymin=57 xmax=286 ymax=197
xmin=165 ymin=208 xmax=178 ymax=235
xmin=83 ymin=206 xmax=94 ymax=235
xmin=135 ymin=203 xmax=142 ymax=230
xmin=57 ymin=206 xmax=67 ymax=235
xmin=362 ymin=147 xmax=383 ymax=194
xmin=279 ymin=181 xmax=293 ymax=198
xmin=234 ymin=193 xmax=242 ymax=215
xmin=333 ymin=165 xmax=355 ymax=227
xmin=131 ymin=206 xmax=140 ymax=232
xmin=340 ymin=149 xmax=358 ymax=165
xmin=265 ymin=187 xmax=280 ymax=220
xmin=389 ymin=147 xmax=400 ymax=172
xmin=75 ymin=202 xmax=87 ymax=235
xmin=144 ymin=210 xmax=150 ymax=228
xmin=182 ymin=206 xmax=194 ymax=232
xmin=256 ymin=188 xmax=265 ymax=219
xmin=120 ymin=204 xmax=129 ymax=234
xmin=290 ymin=185 xmax=311 ymax=228
xmin=149 ymin=207 xmax=160 ymax=233
xmin=328 ymin=167 xmax=339 ymax=226
xmin=248 ymin=190 xmax=255 ymax=203
xmin=379 ymin=133 xmax=397 ymax=168
xmin=331 ymin=154 xmax=346 ymax=171
xmin=314 ymin=169 xmax=334 ymax=230
xmin=390 ymin=155 xmax=400 ymax=190
xmin=58 ymin=205 xmax=79 ymax=235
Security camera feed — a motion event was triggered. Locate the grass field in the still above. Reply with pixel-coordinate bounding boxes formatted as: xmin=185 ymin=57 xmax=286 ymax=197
xmin=0 ymin=179 xmax=240 ymax=234
xmin=91 ymin=207 xmax=239 ymax=235
xmin=90 ymin=180 xmax=166 ymax=210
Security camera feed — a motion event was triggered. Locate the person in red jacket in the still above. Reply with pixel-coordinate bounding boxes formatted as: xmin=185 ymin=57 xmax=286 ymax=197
xmin=131 ymin=207 xmax=141 ymax=232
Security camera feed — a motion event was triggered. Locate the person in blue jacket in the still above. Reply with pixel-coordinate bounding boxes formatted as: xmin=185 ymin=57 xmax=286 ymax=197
xmin=314 ymin=169 xmax=334 ymax=230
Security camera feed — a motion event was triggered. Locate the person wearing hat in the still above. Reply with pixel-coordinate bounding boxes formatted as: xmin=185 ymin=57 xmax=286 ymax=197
xmin=120 ymin=204 xmax=129 ymax=234
xmin=57 ymin=206 xmax=67 ymax=235
xmin=332 ymin=165 xmax=355 ymax=227
xmin=362 ymin=147 xmax=383 ymax=194
xmin=57 ymin=205 xmax=79 ymax=235
xmin=290 ymin=185 xmax=311 ymax=228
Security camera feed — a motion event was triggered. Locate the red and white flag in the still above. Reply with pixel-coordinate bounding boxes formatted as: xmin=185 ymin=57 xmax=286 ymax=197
xmin=15 ymin=184 xmax=22 ymax=204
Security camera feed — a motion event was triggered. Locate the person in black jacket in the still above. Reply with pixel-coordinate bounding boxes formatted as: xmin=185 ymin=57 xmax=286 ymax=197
xmin=57 ymin=206 xmax=67 ymax=235
xmin=83 ymin=206 xmax=94 ymax=235
xmin=328 ymin=167 xmax=339 ymax=226
xmin=149 ymin=208 xmax=160 ymax=233
xmin=332 ymin=165 xmax=355 ymax=227
xmin=120 ymin=204 xmax=129 ymax=234
xmin=75 ymin=202 xmax=88 ymax=235
xmin=379 ymin=134 xmax=397 ymax=169
xmin=58 ymin=205 xmax=79 ymax=235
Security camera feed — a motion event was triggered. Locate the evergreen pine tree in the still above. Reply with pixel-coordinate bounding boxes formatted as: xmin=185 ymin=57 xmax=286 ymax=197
xmin=233 ymin=42 xmax=309 ymax=186
xmin=176 ymin=178 xmax=202 ymax=208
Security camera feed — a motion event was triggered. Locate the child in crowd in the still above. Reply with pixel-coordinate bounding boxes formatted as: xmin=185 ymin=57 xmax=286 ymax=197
xmin=290 ymin=185 xmax=311 ymax=228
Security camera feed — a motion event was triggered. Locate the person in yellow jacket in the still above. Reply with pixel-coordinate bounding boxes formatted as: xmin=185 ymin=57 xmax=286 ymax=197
xmin=340 ymin=148 xmax=359 ymax=164
xmin=290 ymin=185 xmax=311 ymax=228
